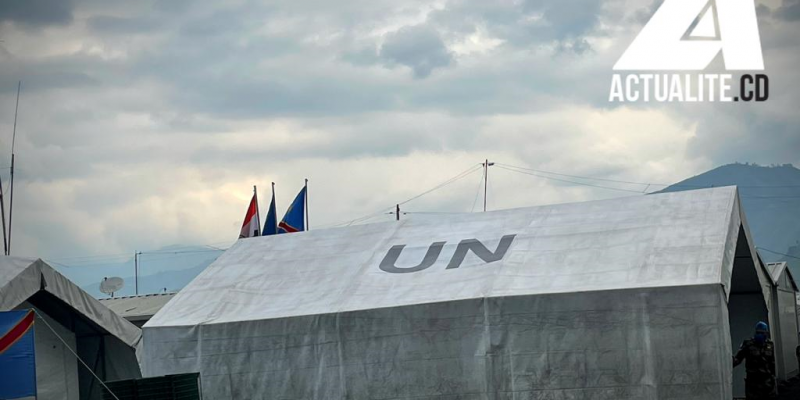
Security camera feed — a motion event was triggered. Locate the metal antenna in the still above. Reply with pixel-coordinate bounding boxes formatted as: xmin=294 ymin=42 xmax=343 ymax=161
xmin=483 ymin=159 xmax=494 ymax=212
xmin=7 ymin=81 xmax=20 ymax=254
xmin=134 ymin=251 xmax=142 ymax=295
xmin=0 ymin=173 xmax=7 ymax=255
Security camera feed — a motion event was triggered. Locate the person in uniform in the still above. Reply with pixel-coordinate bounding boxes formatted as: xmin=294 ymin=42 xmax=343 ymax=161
xmin=796 ymin=336 xmax=800 ymax=370
xmin=733 ymin=321 xmax=776 ymax=400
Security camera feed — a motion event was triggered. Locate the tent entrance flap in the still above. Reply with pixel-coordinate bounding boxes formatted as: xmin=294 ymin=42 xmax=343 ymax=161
xmin=728 ymin=225 xmax=769 ymax=399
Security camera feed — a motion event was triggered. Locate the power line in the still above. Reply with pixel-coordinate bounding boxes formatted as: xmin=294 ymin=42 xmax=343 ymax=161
xmin=471 ymin=167 xmax=485 ymax=213
xmin=321 ymin=163 xmax=483 ymax=228
xmin=47 ymin=246 xmax=229 ymax=269
xmin=47 ymin=239 xmax=234 ymax=262
xmin=497 ymin=163 xmax=800 ymax=197
xmin=495 ymin=165 xmax=647 ymax=194
xmin=397 ymin=164 xmax=482 ymax=206
xmin=757 ymin=247 xmax=800 ymax=261
xmin=496 ymin=163 xmax=658 ymax=187
xmin=496 ymin=162 xmax=800 ymax=189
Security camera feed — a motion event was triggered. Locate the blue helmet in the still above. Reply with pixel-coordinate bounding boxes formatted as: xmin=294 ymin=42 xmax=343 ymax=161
xmin=755 ymin=321 xmax=769 ymax=332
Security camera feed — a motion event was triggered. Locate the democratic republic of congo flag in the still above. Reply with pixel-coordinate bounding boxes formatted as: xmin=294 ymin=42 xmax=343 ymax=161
xmin=278 ymin=186 xmax=306 ymax=234
xmin=0 ymin=310 xmax=37 ymax=399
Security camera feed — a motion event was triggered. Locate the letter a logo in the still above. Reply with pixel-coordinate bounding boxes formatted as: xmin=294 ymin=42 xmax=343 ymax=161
xmin=614 ymin=0 xmax=764 ymax=70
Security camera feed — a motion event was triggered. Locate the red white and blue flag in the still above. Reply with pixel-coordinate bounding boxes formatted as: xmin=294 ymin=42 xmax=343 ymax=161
xmin=239 ymin=192 xmax=261 ymax=239
xmin=0 ymin=310 xmax=37 ymax=399
xmin=278 ymin=186 xmax=306 ymax=234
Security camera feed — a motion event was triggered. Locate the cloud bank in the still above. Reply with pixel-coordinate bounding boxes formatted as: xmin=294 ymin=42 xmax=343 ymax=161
xmin=0 ymin=0 xmax=796 ymax=262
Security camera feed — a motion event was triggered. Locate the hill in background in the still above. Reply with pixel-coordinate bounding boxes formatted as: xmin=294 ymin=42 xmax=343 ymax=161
xmin=659 ymin=163 xmax=800 ymax=274
xmin=50 ymin=245 xmax=224 ymax=298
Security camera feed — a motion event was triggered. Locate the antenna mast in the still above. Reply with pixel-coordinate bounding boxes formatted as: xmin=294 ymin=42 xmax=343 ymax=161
xmin=0 ymin=173 xmax=6 ymax=255
xmin=483 ymin=159 xmax=494 ymax=212
xmin=8 ymin=81 xmax=20 ymax=254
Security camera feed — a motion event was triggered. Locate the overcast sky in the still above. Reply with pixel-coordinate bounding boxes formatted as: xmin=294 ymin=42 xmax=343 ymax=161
xmin=0 ymin=0 xmax=798 ymax=260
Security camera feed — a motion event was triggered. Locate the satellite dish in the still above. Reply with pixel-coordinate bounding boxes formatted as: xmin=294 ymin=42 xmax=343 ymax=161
xmin=100 ymin=277 xmax=124 ymax=297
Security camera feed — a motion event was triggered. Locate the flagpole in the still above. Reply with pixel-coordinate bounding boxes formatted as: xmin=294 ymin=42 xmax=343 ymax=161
xmin=253 ymin=185 xmax=260 ymax=236
xmin=304 ymin=178 xmax=309 ymax=231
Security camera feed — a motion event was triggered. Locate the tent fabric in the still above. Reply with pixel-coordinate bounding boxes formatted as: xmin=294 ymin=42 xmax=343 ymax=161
xmin=766 ymin=262 xmax=788 ymax=286
xmin=99 ymin=293 xmax=177 ymax=323
xmin=765 ymin=261 xmax=798 ymax=292
xmin=761 ymin=261 xmax=800 ymax=380
xmin=148 ymin=187 xmax=744 ymax=328
xmin=0 ymin=257 xmax=141 ymax=348
xmin=143 ymin=187 xmax=759 ymax=399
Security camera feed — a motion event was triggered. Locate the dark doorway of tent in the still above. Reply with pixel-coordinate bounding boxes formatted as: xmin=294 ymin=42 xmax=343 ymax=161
xmin=728 ymin=225 xmax=770 ymax=399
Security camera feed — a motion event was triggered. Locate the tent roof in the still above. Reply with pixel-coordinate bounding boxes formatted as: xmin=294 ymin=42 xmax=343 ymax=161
xmin=765 ymin=261 xmax=787 ymax=283
xmin=765 ymin=261 xmax=798 ymax=291
xmin=148 ymin=186 xmax=752 ymax=328
xmin=0 ymin=257 xmax=141 ymax=347
xmin=99 ymin=293 xmax=177 ymax=322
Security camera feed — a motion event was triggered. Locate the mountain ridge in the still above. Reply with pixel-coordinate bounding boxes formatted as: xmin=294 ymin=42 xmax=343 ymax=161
xmin=659 ymin=163 xmax=800 ymax=275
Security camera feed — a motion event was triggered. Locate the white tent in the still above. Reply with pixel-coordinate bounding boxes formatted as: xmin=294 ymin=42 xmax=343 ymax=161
xmin=764 ymin=261 xmax=799 ymax=380
xmin=99 ymin=292 xmax=177 ymax=328
xmin=0 ymin=257 xmax=142 ymax=400
xmin=143 ymin=186 xmax=770 ymax=399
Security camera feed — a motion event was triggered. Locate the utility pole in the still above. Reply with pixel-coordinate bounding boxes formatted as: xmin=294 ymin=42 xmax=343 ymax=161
xmin=134 ymin=251 xmax=142 ymax=295
xmin=483 ymin=159 xmax=494 ymax=212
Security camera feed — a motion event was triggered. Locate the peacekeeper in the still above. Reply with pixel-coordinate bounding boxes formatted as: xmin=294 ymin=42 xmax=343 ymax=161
xmin=733 ymin=321 xmax=776 ymax=400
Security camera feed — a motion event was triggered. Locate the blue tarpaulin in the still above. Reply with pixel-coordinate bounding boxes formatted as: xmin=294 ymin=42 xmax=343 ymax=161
xmin=0 ymin=310 xmax=37 ymax=399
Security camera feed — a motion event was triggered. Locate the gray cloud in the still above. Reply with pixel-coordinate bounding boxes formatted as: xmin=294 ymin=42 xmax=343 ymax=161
xmin=528 ymin=0 xmax=601 ymax=38
xmin=86 ymin=15 xmax=161 ymax=35
xmin=776 ymin=0 xmax=800 ymax=21
xmin=0 ymin=0 xmax=796 ymax=262
xmin=0 ymin=0 xmax=73 ymax=28
xmin=379 ymin=24 xmax=454 ymax=78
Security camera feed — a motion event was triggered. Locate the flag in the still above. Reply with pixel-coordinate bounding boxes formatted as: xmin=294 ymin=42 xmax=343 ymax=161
xmin=278 ymin=186 xmax=306 ymax=234
xmin=262 ymin=184 xmax=278 ymax=236
xmin=239 ymin=191 xmax=260 ymax=239
xmin=0 ymin=310 xmax=36 ymax=399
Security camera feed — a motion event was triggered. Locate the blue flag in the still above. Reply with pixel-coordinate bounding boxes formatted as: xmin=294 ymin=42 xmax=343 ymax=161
xmin=0 ymin=310 xmax=37 ymax=399
xmin=278 ymin=186 xmax=306 ymax=234
xmin=262 ymin=186 xmax=278 ymax=236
